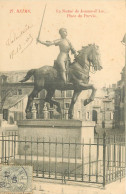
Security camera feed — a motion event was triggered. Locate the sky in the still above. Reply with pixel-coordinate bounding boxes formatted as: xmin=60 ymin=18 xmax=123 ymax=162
xmin=0 ymin=0 xmax=125 ymax=88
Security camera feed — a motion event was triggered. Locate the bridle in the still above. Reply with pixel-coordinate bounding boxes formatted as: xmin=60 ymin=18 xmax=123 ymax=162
xmin=89 ymin=62 xmax=97 ymax=74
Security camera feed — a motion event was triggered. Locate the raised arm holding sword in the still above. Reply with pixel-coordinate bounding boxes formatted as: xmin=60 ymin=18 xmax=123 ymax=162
xmin=36 ymin=5 xmax=77 ymax=84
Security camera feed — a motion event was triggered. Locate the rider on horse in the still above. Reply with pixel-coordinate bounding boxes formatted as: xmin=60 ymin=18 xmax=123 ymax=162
xmin=37 ymin=28 xmax=77 ymax=84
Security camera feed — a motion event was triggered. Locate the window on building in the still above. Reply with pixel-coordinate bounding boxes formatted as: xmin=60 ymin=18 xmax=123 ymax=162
xmin=86 ymin=112 xmax=90 ymax=120
xmin=35 ymin=103 xmax=39 ymax=114
xmin=50 ymin=102 xmax=53 ymax=108
xmin=110 ymin=112 xmax=113 ymax=120
xmin=66 ymin=90 xmax=72 ymax=97
xmin=77 ymin=111 xmax=81 ymax=119
xmin=61 ymin=91 xmax=65 ymax=98
xmin=35 ymin=93 xmax=39 ymax=98
xmin=3 ymin=109 xmax=8 ymax=121
xmin=65 ymin=103 xmax=70 ymax=108
xmin=92 ymin=110 xmax=97 ymax=123
xmin=18 ymin=89 xmax=22 ymax=95
xmin=54 ymin=90 xmax=61 ymax=98
xmin=50 ymin=111 xmax=53 ymax=119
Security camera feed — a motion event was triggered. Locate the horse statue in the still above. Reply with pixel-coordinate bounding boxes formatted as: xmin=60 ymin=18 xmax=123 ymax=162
xmin=20 ymin=44 xmax=102 ymax=119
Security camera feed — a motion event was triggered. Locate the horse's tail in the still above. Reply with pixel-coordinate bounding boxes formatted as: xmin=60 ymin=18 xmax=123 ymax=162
xmin=20 ymin=69 xmax=35 ymax=82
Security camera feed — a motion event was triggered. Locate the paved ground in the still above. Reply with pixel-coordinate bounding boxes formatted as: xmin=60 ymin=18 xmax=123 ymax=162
xmin=32 ymin=178 xmax=125 ymax=194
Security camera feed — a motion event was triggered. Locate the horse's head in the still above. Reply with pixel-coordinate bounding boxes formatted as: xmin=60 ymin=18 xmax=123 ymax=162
xmin=76 ymin=44 xmax=102 ymax=72
xmin=88 ymin=44 xmax=102 ymax=71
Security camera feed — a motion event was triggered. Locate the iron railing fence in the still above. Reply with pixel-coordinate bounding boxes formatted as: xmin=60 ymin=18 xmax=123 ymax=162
xmin=0 ymin=132 xmax=125 ymax=188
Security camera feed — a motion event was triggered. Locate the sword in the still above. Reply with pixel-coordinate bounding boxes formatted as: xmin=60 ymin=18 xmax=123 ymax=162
xmin=37 ymin=4 xmax=47 ymax=43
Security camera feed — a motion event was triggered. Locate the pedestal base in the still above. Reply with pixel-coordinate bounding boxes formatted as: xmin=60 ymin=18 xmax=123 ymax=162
xmin=17 ymin=120 xmax=95 ymax=159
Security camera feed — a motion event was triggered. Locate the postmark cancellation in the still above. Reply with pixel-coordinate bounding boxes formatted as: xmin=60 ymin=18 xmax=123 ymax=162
xmin=0 ymin=165 xmax=32 ymax=193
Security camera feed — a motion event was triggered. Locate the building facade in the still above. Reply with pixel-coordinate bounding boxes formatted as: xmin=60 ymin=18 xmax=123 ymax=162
xmin=114 ymin=67 xmax=125 ymax=130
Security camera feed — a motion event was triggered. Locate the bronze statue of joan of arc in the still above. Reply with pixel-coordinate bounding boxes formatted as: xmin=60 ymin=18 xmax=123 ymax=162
xmin=37 ymin=28 xmax=77 ymax=84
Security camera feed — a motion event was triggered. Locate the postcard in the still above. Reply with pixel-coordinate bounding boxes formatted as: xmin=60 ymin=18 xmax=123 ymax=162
xmin=0 ymin=0 xmax=125 ymax=193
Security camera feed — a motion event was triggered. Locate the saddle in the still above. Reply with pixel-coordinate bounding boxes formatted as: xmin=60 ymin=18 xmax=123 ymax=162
xmin=53 ymin=60 xmax=89 ymax=84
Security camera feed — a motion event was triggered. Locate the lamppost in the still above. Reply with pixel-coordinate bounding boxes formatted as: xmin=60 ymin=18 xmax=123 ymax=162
xmin=121 ymin=33 xmax=126 ymax=132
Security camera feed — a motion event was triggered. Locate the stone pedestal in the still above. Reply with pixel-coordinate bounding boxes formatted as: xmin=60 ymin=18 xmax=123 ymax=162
xmin=17 ymin=120 xmax=95 ymax=159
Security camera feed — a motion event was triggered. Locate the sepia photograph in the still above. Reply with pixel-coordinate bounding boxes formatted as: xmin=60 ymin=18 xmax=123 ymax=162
xmin=0 ymin=0 xmax=125 ymax=193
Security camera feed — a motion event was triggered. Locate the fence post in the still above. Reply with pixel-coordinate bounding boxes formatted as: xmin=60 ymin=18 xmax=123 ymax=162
xmin=103 ymin=132 xmax=106 ymax=188
xmin=2 ymin=132 xmax=4 ymax=164
xmin=119 ymin=143 xmax=121 ymax=182
xmin=5 ymin=132 xmax=6 ymax=164
xmin=36 ymin=137 xmax=39 ymax=177
xmin=89 ymin=138 xmax=91 ymax=182
xmin=55 ymin=137 xmax=57 ymax=179
xmin=62 ymin=137 xmax=64 ymax=183
xmin=75 ymin=138 xmax=77 ymax=181
xmin=25 ymin=136 xmax=26 ymax=165
xmin=82 ymin=138 xmax=84 ymax=182
xmin=43 ymin=137 xmax=45 ymax=178
xmin=96 ymin=135 xmax=99 ymax=183
xmin=49 ymin=137 xmax=51 ymax=178
xmin=19 ymin=135 xmax=21 ymax=161
xmin=122 ymin=143 xmax=124 ymax=177
xmin=8 ymin=132 xmax=10 ymax=165
xmin=14 ymin=132 xmax=16 ymax=163
xmin=113 ymin=135 xmax=116 ymax=167
xmin=12 ymin=132 xmax=13 ymax=158
xmin=68 ymin=137 xmax=70 ymax=180
xmin=31 ymin=137 xmax=33 ymax=166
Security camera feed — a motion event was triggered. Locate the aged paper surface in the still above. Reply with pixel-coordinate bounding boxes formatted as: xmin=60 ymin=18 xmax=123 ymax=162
xmin=0 ymin=0 xmax=125 ymax=193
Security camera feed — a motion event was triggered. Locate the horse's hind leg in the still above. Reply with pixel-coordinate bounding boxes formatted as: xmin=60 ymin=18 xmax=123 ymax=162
xmin=26 ymin=88 xmax=40 ymax=118
xmin=45 ymin=89 xmax=61 ymax=113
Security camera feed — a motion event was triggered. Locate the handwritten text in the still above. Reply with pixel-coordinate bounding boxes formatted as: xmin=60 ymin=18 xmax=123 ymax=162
xmin=6 ymin=24 xmax=33 ymax=59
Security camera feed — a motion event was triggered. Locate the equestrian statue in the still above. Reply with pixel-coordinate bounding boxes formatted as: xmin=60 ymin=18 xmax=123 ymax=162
xmin=20 ymin=27 xmax=102 ymax=119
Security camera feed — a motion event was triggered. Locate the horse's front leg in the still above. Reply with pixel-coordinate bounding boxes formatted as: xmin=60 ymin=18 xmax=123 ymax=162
xmin=68 ymin=90 xmax=81 ymax=119
xmin=83 ymin=85 xmax=97 ymax=106
xmin=78 ymin=82 xmax=97 ymax=106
